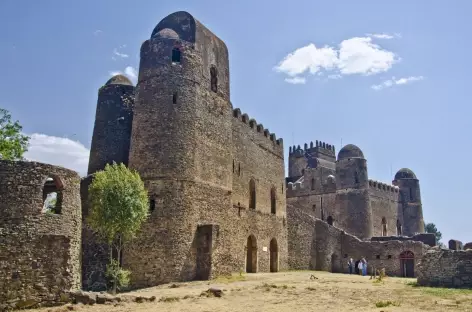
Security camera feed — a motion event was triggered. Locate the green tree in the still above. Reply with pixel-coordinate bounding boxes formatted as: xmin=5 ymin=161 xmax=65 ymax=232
xmin=425 ymin=222 xmax=443 ymax=245
xmin=87 ymin=162 xmax=149 ymax=293
xmin=0 ymin=108 xmax=30 ymax=160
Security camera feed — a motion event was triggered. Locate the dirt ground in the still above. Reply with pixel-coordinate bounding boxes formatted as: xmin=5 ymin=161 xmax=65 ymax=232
xmin=35 ymin=271 xmax=472 ymax=312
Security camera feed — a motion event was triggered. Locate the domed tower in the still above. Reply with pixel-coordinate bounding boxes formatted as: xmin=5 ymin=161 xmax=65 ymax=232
xmin=126 ymin=11 xmax=233 ymax=287
xmin=87 ymin=75 xmax=135 ymax=175
xmin=393 ymin=168 xmax=424 ymax=236
xmin=334 ymin=144 xmax=373 ymax=239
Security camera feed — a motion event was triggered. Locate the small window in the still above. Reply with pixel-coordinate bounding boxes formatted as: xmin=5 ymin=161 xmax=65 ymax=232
xmin=381 ymin=217 xmax=387 ymax=236
xmin=312 ymin=204 xmax=316 ymax=212
xmin=42 ymin=176 xmax=63 ymax=214
xmin=238 ymin=163 xmax=241 ymax=176
xmin=270 ymin=188 xmax=276 ymax=215
xmin=249 ymin=179 xmax=256 ymax=209
xmin=172 ymin=92 xmax=177 ymax=104
xmin=311 ymin=178 xmax=315 ymax=190
xmin=354 ymin=171 xmax=359 ymax=184
xmin=344 ymin=254 xmax=348 ymax=258
xmin=172 ymin=48 xmax=181 ymax=63
xmin=376 ymin=255 xmax=380 ymax=259
xmin=149 ymin=198 xmax=156 ymax=212
xmin=210 ymin=66 xmax=218 ymax=93
xmin=282 ymin=183 xmax=284 ymax=193
xmin=388 ymin=255 xmax=392 ymax=259
xmin=409 ymin=188 xmax=413 ymax=201
xmin=232 ymin=160 xmax=235 ymax=173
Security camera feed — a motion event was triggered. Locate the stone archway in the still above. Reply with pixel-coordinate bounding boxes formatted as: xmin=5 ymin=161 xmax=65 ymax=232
xmin=270 ymin=238 xmax=278 ymax=272
xmin=331 ymin=253 xmax=339 ymax=273
xmin=246 ymin=235 xmax=257 ymax=273
xmin=400 ymin=250 xmax=415 ymax=277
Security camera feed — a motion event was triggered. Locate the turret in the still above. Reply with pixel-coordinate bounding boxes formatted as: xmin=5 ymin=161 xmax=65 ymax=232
xmin=393 ymin=168 xmax=424 ymax=236
xmin=87 ymin=75 xmax=135 ymax=175
xmin=126 ymin=11 xmax=233 ymax=286
xmin=334 ymin=144 xmax=373 ymax=239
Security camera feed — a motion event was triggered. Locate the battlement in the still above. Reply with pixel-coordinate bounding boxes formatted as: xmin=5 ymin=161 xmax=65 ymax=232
xmin=368 ymin=179 xmax=399 ymax=193
xmin=289 ymin=140 xmax=335 ymax=156
xmin=232 ymin=108 xmax=283 ymax=146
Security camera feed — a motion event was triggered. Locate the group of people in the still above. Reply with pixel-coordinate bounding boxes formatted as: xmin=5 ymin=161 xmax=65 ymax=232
xmin=347 ymin=258 xmax=368 ymax=276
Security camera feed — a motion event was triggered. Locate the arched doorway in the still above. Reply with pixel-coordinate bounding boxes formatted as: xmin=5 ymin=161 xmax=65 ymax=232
xmin=246 ymin=235 xmax=257 ymax=273
xmin=327 ymin=216 xmax=334 ymax=226
xmin=331 ymin=254 xmax=339 ymax=273
xmin=381 ymin=217 xmax=387 ymax=236
xmin=399 ymin=250 xmax=415 ymax=277
xmin=270 ymin=238 xmax=278 ymax=272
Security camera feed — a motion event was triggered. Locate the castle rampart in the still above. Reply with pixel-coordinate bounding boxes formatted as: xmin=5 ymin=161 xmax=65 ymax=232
xmin=0 ymin=160 xmax=81 ymax=309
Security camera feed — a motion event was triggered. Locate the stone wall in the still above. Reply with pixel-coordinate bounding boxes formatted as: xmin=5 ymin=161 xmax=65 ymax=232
xmin=417 ymin=248 xmax=472 ymax=288
xmin=0 ymin=160 xmax=81 ymax=309
xmin=368 ymin=181 xmax=401 ymax=237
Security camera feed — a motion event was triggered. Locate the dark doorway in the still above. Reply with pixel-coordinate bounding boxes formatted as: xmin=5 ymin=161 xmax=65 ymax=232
xmin=327 ymin=216 xmax=333 ymax=226
xmin=246 ymin=235 xmax=257 ymax=273
xmin=195 ymin=225 xmax=212 ymax=280
xmin=400 ymin=250 xmax=415 ymax=277
xmin=270 ymin=238 xmax=278 ymax=272
xmin=355 ymin=260 xmax=360 ymax=274
xmin=331 ymin=254 xmax=339 ymax=273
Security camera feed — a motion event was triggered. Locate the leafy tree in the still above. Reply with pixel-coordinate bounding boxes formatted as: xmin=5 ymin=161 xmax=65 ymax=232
xmin=425 ymin=222 xmax=443 ymax=245
xmin=87 ymin=162 xmax=149 ymax=293
xmin=0 ymin=108 xmax=29 ymax=160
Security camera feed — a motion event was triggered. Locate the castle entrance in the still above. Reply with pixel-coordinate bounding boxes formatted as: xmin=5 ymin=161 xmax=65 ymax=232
xmin=246 ymin=235 xmax=257 ymax=273
xmin=270 ymin=238 xmax=278 ymax=272
xmin=400 ymin=250 xmax=415 ymax=277
xmin=331 ymin=254 xmax=340 ymax=273
xmin=195 ymin=225 xmax=212 ymax=280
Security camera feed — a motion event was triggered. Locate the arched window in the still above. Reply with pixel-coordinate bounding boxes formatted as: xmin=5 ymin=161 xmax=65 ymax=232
xmin=232 ymin=160 xmax=235 ymax=173
xmin=238 ymin=163 xmax=241 ymax=176
xmin=409 ymin=188 xmax=414 ymax=201
xmin=270 ymin=188 xmax=276 ymax=214
xmin=381 ymin=217 xmax=387 ymax=236
xmin=149 ymin=197 xmax=156 ymax=212
xmin=311 ymin=178 xmax=315 ymax=190
xmin=312 ymin=204 xmax=316 ymax=212
xmin=210 ymin=66 xmax=218 ymax=93
xmin=249 ymin=179 xmax=256 ymax=209
xmin=327 ymin=216 xmax=334 ymax=226
xmin=42 ymin=176 xmax=63 ymax=214
xmin=172 ymin=47 xmax=181 ymax=63
xmin=172 ymin=92 xmax=177 ymax=104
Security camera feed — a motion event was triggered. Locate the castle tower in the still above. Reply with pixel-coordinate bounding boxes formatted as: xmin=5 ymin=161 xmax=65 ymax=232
xmin=334 ymin=144 xmax=373 ymax=239
xmin=393 ymin=168 xmax=424 ymax=236
xmin=288 ymin=141 xmax=336 ymax=179
xmin=87 ymin=75 xmax=135 ymax=175
xmin=126 ymin=11 xmax=233 ymax=287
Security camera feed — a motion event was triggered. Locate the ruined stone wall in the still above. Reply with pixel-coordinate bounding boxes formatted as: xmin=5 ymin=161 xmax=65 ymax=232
xmin=231 ymin=109 xmax=284 ymax=216
xmin=417 ymin=248 xmax=472 ymax=288
xmin=314 ymin=220 xmax=429 ymax=277
xmin=0 ymin=161 xmax=81 ymax=309
xmin=368 ymin=180 xmax=401 ymax=237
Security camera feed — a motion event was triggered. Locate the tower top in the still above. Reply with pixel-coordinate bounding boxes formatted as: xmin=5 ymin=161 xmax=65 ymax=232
xmin=394 ymin=168 xmax=417 ymax=180
xmin=337 ymin=144 xmax=364 ymax=160
xmin=105 ymin=75 xmax=133 ymax=86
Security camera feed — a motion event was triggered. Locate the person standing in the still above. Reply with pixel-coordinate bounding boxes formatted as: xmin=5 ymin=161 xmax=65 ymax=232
xmin=358 ymin=260 xmax=363 ymax=275
xmin=362 ymin=258 xmax=368 ymax=276
xmin=347 ymin=258 xmax=354 ymax=274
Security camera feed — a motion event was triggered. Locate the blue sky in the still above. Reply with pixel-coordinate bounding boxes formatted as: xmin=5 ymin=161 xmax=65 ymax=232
xmin=1 ymin=1 xmax=470 ymax=243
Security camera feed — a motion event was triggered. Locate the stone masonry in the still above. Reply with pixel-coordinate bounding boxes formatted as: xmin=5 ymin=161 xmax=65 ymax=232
xmin=417 ymin=248 xmax=472 ymax=288
xmin=0 ymin=160 xmax=81 ymax=310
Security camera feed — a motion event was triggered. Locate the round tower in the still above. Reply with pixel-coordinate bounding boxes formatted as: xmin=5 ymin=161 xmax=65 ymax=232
xmin=126 ymin=11 xmax=233 ymax=287
xmin=87 ymin=75 xmax=135 ymax=175
xmin=393 ymin=168 xmax=424 ymax=236
xmin=334 ymin=144 xmax=373 ymax=239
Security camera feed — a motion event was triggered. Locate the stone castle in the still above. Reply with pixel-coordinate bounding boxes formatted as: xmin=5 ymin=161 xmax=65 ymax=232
xmin=2 ymin=10 xmax=467 ymax=309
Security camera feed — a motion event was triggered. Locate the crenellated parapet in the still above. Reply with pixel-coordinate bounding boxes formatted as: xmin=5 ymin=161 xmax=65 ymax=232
xmin=232 ymin=108 xmax=284 ymax=151
xmin=368 ymin=179 xmax=400 ymax=193
xmin=289 ymin=140 xmax=335 ymax=156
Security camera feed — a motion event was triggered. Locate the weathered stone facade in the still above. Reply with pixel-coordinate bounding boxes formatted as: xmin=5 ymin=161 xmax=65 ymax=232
xmin=418 ymin=248 xmax=472 ymax=288
xmin=82 ymin=11 xmax=287 ymax=289
xmin=287 ymin=206 xmax=431 ymax=277
xmin=287 ymin=142 xmax=424 ymax=239
xmin=0 ymin=160 xmax=81 ymax=309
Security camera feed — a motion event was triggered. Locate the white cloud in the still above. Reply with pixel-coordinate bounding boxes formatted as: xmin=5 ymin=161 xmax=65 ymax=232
xmin=274 ymin=34 xmax=400 ymax=84
xmin=285 ymin=77 xmax=306 ymax=84
xmin=371 ymin=76 xmax=424 ymax=91
xmin=24 ymin=133 xmax=89 ymax=176
xmin=274 ymin=43 xmax=338 ymax=77
xmin=109 ymin=66 xmax=138 ymax=84
xmin=94 ymin=30 xmax=103 ymax=36
xmin=112 ymin=48 xmax=129 ymax=60
xmin=337 ymin=37 xmax=397 ymax=75
xmin=365 ymin=33 xmax=401 ymax=39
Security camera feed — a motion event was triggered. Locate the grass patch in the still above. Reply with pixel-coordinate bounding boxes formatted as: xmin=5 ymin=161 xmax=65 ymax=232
xmin=159 ymin=296 xmax=180 ymax=302
xmin=421 ymin=287 xmax=472 ymax=298
xmin=375 ymin=300 xmax=400 ymax=308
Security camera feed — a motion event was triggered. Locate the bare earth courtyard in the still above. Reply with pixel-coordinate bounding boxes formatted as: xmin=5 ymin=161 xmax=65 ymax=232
xmin=32 ymin=271 xmax=472 ymax=312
